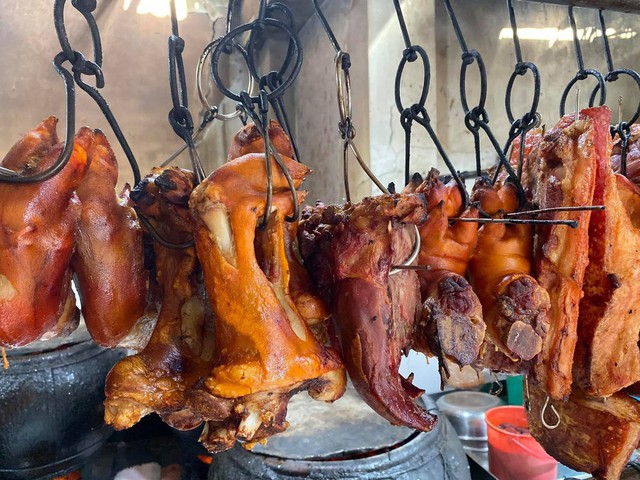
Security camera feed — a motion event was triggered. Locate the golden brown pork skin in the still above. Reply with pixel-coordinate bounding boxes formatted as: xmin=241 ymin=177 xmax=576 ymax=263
xmin=190 ymin=153 xmax=345 ymax=452
xmin=72 ymin=128 xmax=152 ymax=349
xmin=0 ymin=117 xmax=89 ymax=346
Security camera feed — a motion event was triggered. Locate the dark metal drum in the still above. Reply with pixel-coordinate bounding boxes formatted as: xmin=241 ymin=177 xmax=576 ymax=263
xmin=208 ymin=387 xmax=471 ymax=480
xmin=0 ymin=329 xmax=124 ymax=480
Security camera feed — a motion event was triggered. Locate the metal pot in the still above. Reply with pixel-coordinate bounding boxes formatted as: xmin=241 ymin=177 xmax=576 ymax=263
xmin=208 ymin=387 xmax=470 ymax=480
xmin=0 ymin=329 xmax=124 ymax=480
xmin=436 ymin=390 xmax=504 ymax=453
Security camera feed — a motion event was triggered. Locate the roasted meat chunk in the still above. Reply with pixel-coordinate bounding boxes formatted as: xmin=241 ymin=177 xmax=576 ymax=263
xmin=527 ymin=379 xmax=640 ymax=480
xmin=104 ymin=167 xmax=212 ymax=431
xmin=299 ymin=193 xmax=438 ymax=432
xmin=611 ymin=123 xmax=640 ymax=186
xmin=469 ymin=177 xmax=550 ymax=367
xmin=72 ymin=127 xmax=152 ymax=349
xmin=190 ymin=153 xmax=346 ymax=452
xmin=0 ymin=117 xmax=89 ymax=346
xmin=403 ymin=170 xmax=485 ymax=375
xmin=531 ymin=108 xmax=598 ymax=400
xmin=575 ymin=107 xmax=640 ymax=397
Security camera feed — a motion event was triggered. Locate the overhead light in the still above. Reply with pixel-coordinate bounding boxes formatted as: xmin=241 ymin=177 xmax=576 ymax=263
xmin=499 ymin=26 xmax=636 ymax=47
xmin=123 ymin=0 xmax=188 ymax=21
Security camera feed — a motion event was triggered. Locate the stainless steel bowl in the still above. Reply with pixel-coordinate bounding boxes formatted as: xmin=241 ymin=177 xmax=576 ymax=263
xmin=436 ymin=391 xmax=504 ymax=453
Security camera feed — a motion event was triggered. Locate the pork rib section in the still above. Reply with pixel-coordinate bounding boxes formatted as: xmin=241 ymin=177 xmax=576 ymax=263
xmin=190 ymin=153 xmax=346 ymax=452
xmin=299 ymin=194 xmax=438 ymax=431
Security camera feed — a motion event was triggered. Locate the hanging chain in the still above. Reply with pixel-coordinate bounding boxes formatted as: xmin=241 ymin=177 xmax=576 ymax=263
xmin=211 ymin=0 xmax=303 ymax=227
xmin=168 ymin=0 xmax=206 ymax=185
xmin=312 ymin=0 xmax=388 ymax=202
xmin=499 ymin=0 xmax=541 ymax=182
xmin=590 ymin=9 xmax=640 ymax=178
xmin=392 ymin=0 xmax=468 ymax=209
xmin=442 ymin=0 xmax=525 ymax=210
xmin=559 ymin=6 xmax=606 ymax=116
xmin=1 ymin=0 xmax=141 ymax=185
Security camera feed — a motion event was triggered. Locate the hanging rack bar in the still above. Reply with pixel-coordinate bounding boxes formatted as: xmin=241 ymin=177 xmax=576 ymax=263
xmin=521 ymin=0 xmax=640 ymax=14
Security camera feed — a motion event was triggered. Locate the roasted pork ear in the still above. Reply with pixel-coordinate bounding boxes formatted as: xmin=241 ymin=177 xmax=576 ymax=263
xmin=104 ymin=167 xmax=213 ymax=431
xmin=527 ymin=379 xmax=640 ymax=480
xmin=531 ymin=109 xmax=599 ymax=400
xmin=574 ymin=107 xmax=640 ymax=397
xmin=299 ymin=194 xmax=438 ymax=432
xmin=71 ymin=128 xmax=152 ymax=349
xmin=469 ymin=178 xmax=550 ymax=367
xmin=0 ymin=118 xmax=89 ymax=346
xmin=190 ymin=153 xmax=346 ymax=452
xmin=403 ymin=170 xmax=485 ymax=377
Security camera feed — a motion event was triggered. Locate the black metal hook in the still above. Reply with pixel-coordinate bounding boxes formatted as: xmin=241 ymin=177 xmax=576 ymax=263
xmin=442 ymin=0 xmax=526 ymax=210
xmin=560 ymin=6 xmax=606 ymax=116
xmin=393 ymin=0 xmax=468 ymax=209
xmin=589 ymin=9 xmax=640 ymax=127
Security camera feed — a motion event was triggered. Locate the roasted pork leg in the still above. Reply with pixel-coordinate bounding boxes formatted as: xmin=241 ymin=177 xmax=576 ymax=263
xmin=469 ymin=178 xmax=550 ymax=366
xmin=72 ymin=127 xmax=152 ymax=349
xmin=527 ymin=378 xmax=640 ymax=480
xmin=403 ymin=170 xmax=485 ymax=374
xmin=0 ymin=117 xmax=89 ymax=346
xmin=104 ymin=167 xmax=214 ymax=431
xmin=299 ymin=194 xmax=438 ymax=432
xmin=190 ymin=153 xmax=346 ymax=452
xmin=575 ymin=107 xmax=640 ymax=397
xmin=531 ymin=109 xmax=599 ymax=400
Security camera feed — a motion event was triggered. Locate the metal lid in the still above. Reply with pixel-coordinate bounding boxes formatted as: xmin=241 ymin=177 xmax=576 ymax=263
xmin=251 ymin=385 xmax=419 ymax=460
xmin=436 ymin=391 xmax=503 ymax=414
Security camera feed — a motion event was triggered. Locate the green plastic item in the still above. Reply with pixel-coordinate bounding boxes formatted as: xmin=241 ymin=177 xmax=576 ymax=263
xmin=506 ymin=375 xmax=524 ymax=406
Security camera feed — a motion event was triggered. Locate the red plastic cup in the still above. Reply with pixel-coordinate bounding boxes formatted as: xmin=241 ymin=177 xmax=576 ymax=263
xmin=485 ymin=406 xmax=557 ymax=480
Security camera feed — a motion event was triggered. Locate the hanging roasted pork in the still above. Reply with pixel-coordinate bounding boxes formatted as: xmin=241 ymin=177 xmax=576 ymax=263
xmin=611 ymin=123 xmax=640 ymax=185
xmin=104 ymin=167 xmax=212 ymax=431
xmin=299 ymin=193 xmax=439 ymax=432
xmin=72 ymin=127 xmax=153 ymax=349
xmin=529 ymin=107 xmax=599 ymax=400
xmin=189 ymin=151 xmax=346 ymax=452
xmin=573 ymin=106 xmax=640 ymax=397
xmin=468 ymin=175 xmax=550 ymax=368
xmin=402 ymin=170 xmax=485 ymax=378
xmin=0 ymin=117 xmax=89 ymax=346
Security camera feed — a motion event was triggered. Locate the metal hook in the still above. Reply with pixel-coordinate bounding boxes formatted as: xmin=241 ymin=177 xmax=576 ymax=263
xmin=523 ymin=375 xmax=531 ymax=412
xmin=390 ymin=225 xmax=421 ymax=276
xmin=540 ymin=395 xmax=561 ymax=429
xmin=488 ymin=374 xmax=504 ymax=396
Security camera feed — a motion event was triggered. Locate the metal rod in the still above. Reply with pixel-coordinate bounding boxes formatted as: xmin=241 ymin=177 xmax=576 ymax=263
xmin=449 ymin=217 xmax=579 ymax=227
xmin=506 ymin=205 xmax=605 ymax=216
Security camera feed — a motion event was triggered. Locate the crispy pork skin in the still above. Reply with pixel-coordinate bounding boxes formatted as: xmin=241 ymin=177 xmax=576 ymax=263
xmin=575 ymin=107 xmax=640 ymax=397
xmin=531 ymin=109 xmax=598 ymax=400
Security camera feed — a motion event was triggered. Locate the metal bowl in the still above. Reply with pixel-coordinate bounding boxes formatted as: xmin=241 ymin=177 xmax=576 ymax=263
xmin=436 ymin=391 xmax=504 ymax=453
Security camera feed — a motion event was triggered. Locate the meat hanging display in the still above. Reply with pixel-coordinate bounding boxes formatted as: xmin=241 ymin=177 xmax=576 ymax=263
xmin=402 ymin=170 xmax=486 ymax=380
xmin=0 ymin=117 xmax=89 ymax=346
xmin=72 ymin=127 xmax=153 ymax=349
xmin=189 ymin=150 xmax=346 ymax=452
xmin=298 ymin=193 xmax=438 ymax=432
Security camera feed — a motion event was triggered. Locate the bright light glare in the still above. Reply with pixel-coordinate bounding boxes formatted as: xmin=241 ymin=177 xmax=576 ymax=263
xmin=123 ymin=0 xmax=188 ymax=21
xmin=499 ymin=26 xmax=636 ymax=47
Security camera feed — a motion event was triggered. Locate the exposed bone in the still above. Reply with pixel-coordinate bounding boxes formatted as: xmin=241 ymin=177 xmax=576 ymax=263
xmin=0 ymin=275 xmax=17 ymax=301
xmin=201 ymin=203 xmax=236 ymax=265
